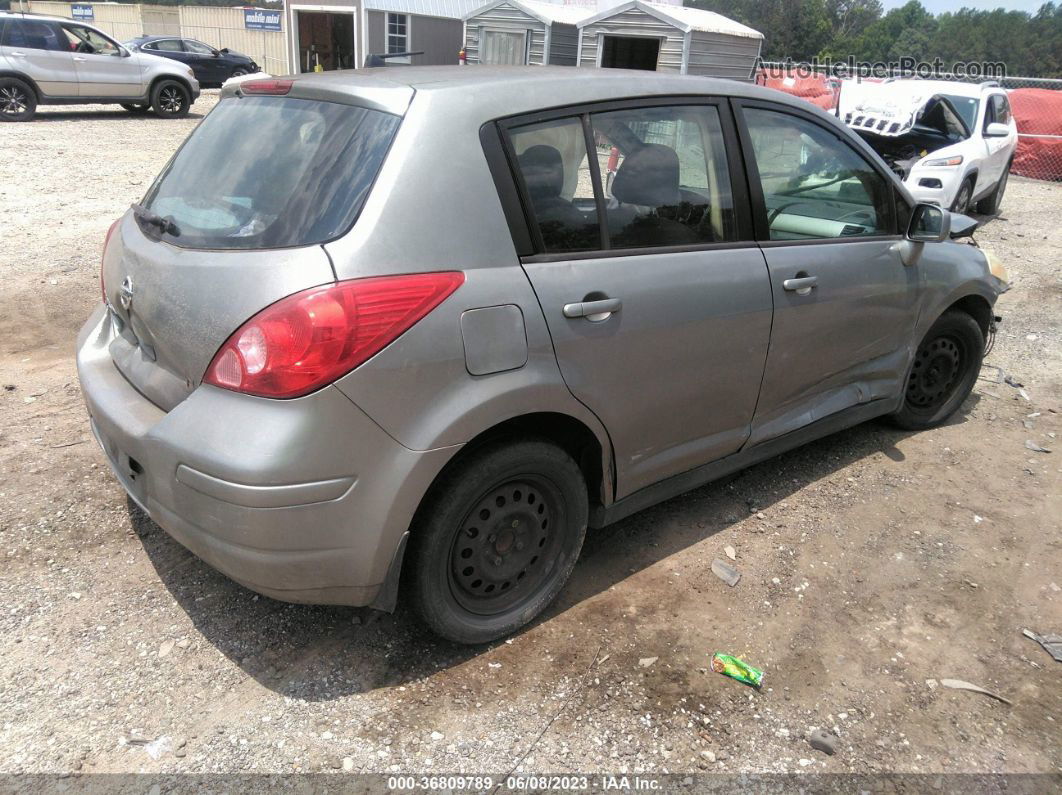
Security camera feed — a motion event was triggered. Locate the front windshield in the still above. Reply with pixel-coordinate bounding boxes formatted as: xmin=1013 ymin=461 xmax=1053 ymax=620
xmin=941 ymin=94 xmax=979 ymax=134
xmin=141 ymin=95 xmax=400 ymax=249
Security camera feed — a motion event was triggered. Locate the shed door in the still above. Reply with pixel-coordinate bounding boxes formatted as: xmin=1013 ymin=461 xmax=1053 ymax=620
xmin=481 ymin=29 xmax=527 ymax=65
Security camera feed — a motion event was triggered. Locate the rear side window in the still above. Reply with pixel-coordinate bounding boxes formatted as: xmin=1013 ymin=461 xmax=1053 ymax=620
xmin=2 ymin=19 xmax=66 ymax=51
xmin=142 ymin=96 xmax=400 ymax=249
xmin=507 ymin=103 xmax=739 ymax=254
xmin=592 ymin=105 xmax=737 ymax=248
xmin=508 ymin=118 xmax=601 ymax=252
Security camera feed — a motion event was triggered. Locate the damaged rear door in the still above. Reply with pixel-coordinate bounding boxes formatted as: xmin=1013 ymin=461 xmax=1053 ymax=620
xmin=735 ymin=101 xmax=920 ymax=445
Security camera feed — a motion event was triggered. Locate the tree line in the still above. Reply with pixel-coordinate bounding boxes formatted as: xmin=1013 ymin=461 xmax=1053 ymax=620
xmin=687 ymin=0 xmax=1062 ymax=78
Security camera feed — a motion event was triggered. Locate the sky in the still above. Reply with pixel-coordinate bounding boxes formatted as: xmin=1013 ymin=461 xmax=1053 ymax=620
xmin=881 ymin=0 xmax=1049 ymax=12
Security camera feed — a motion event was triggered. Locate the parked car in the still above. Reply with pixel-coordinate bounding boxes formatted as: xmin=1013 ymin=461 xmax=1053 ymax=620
xmin=838 ymin=78 xmax=1018 ymax=215
xmin=0 ymin=11 xmax=199 ymax=121
xmin=125 ymin=36 xmax=259 ymax=88
xmin=77 ymin=68 xmax=1008 ymax=644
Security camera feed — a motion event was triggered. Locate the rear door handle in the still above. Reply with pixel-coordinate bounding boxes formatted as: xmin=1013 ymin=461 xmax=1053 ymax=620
xmin=10 ymin=51 xmax=27 ymax=57
xmin=782 ymin=275 xmax=818 ymax=295
xmin=563 ymin=298 xmax=622 ymax=321
xmin=73 ymin=56 xmax=87 ymax=62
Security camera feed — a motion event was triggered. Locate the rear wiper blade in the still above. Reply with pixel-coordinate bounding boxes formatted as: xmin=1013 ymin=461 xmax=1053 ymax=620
xmin=131 ymin=203 xmax=180 ymax=237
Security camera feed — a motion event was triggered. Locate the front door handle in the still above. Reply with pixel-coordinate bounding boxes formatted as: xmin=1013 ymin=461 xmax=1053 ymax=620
xmin=782 ymin=275 xmax=818 ymax=296
xmin=563 ymin=297 xmax=622 ymax=321
xmin=73 ymin=56 xmax=87 ymax=62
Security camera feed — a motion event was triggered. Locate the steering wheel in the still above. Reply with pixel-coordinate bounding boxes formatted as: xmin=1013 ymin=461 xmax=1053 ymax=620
xmin=768 ymin=201 xmax=805 ymax=225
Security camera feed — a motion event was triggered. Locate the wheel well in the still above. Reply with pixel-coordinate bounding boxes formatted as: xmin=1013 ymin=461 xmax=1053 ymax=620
xmin=149 ymin=74 xmax=193 ymax=100
xmin=948 ymin=294 xmax=992 ymax=338
xmin=0 ymin=72 xmax=41 ymax=102
xmin=453 ymin=413 xmax=606 ymax=510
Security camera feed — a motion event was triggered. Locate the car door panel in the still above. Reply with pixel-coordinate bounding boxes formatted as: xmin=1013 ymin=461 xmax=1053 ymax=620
xmin=748 ymin=239 xmax=918 ymax=445
xmin=735 ymin=101 xmax=920 ymax=446
xmin=0 ymin=19 xmax=77 ymax=97
xmin=63 ymin=24 xmax=142 ymax=97
xmin=523 ymin=249 xmax=773 ymax=496
xmin=504 ymin=100 xmax=772 ymax=499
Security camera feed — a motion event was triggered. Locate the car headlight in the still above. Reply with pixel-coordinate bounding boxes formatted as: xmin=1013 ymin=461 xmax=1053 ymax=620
xmin=924 ymin=155 xmax=963 ymax=167
xmin=982 ymin=248 xmax=1009 ymax=286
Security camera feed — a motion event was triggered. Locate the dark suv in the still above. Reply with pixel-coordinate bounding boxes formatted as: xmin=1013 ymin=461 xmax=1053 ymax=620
xmin=125 ymin=36 xmax=259 ymax=87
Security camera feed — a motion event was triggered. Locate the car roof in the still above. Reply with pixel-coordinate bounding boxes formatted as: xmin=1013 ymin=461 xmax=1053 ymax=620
xmin=0 ymin=11 xmax=74 ymax=24
xmin=242 ymin=65 xmax=817 ymax=119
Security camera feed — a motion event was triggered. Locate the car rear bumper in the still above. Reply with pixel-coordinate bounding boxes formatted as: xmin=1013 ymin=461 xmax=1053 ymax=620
xmin=76 ymin=304 xmax=456 ymax=606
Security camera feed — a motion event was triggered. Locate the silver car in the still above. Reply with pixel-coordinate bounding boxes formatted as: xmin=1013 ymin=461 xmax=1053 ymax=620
xmin=77 ymin=68 xmax=1008 ymax=644
xmin=0 ymin=11 xmax=199 ymax=121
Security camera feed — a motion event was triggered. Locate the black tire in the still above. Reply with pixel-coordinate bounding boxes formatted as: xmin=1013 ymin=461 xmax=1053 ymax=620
xmin=120 ymin=102 xmax=151 ymax=114
xmin=230 ymin=68 xmax=249 ymax=79
xmin=151 ymin=80 xmax=190 ymax=119
xmin=976 ymin=165 xmax=1009 ymax=215
xmin=0 ymin=77 xmax=36 ymax=122
xmin=890 ymin=310 xmax=985 ymax=430
xmin=408 ymin=439 xmax=588 ymax=644
xmin=951 ymin=176 xmax=974 ymax=214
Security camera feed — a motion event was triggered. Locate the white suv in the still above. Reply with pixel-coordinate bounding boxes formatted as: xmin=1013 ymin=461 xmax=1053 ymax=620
xmin=0 ymin=11 xmax=200 ymax=122
xmin=839 ymin=78 xmax=1018 ymax=215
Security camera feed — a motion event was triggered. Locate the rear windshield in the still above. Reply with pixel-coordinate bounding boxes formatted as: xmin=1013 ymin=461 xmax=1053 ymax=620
xmin=141 ymin=96 xmax=400 ymax=249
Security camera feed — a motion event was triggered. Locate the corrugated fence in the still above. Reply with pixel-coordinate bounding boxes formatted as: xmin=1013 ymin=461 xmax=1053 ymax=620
xmin=26 ymin=1 xmax=289 ymax=75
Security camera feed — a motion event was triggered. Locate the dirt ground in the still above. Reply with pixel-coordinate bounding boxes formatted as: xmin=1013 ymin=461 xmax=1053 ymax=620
xmin=1 ymin=92 xmax=1060 ymax=780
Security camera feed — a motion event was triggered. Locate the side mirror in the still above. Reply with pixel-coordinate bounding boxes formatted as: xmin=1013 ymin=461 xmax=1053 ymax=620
xmin=907 ymin=203 xmax=950 ymax=243
xmin=984 ymin=122 xmax=1010 ymax=137
xmin=949 ymin=213 xmax=978 ymax=240
xmin=220 ymin=47 xmax=230 ymax=54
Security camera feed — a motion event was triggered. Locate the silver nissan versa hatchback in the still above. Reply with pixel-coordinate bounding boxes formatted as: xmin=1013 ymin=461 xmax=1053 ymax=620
xmin=77 ymin=67 xmax=1009 ymax=643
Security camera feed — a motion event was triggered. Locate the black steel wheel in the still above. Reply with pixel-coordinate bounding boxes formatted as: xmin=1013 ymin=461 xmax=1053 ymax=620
xmin=151 ymin=80 xmax=190 ymax=119
xmin=448 ymin=477 xmax=564 ymax=616
xmin=409 ymin=439 xmax=588 ymax=644
xmin=0 ymin=78 xmax=36 ymax=122
xmin=890 ymin=310 xmax=984 ymax=430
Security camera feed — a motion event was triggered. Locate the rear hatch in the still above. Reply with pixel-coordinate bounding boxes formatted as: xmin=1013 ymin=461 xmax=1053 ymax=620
xmin=103 ymin=78 xmax=410 ymax=411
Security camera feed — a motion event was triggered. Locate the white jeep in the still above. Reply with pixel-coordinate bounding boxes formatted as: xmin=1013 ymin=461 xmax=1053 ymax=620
xmin=838 ymin=78 xmax=1018 ymax=215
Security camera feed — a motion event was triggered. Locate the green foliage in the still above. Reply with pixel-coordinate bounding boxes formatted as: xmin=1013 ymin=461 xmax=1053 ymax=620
xmin=685 ymin=0 xmax=1062 ymax=77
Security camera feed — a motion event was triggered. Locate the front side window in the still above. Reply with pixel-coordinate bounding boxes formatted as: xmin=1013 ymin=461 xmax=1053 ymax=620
xmin=2 ymin=19 xmax=66 ymax=51
xmin=183 ymin=39 xmax=215 ymax=55
xmin=592 ymin=105 xmax=737 ymax=248
xmin=386 ymin=13 xmax=408 ymax=57
xmin=509 ymin=117 xmax=600 ymax=252
xmin=62 ymin=24 xmax=120 ymax=56
xmin=141 ymin=96 xmax=401 ymax=249
xmin=744 ymin=107 xmax=893 ymax=241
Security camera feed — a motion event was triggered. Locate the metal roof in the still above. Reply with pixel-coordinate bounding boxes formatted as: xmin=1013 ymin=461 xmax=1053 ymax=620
xmin=362 ymin=0 xmax=486 ymax=18
xmin=463 ymin=0 xmax=595 ymax=24
xmin=577 ymin=0 xmax=763 ymax=39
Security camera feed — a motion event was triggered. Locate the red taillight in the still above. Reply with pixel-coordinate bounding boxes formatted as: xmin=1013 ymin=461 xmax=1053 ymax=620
xmin=101 ymin=218 xmax=120 ymax=303
xmin=203 ymin=272 xmax=464 ymax=399
xmin=241 ymin=79 xmax=294 ymax=95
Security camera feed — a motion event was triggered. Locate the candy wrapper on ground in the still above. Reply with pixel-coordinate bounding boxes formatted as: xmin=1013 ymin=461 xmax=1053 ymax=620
xmin=711 ymin=653 xmax=763 ymax=687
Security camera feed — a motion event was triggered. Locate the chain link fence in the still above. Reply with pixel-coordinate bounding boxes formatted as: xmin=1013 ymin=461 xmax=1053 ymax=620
xmin=756 ymin=61 xmax=1062 ymax=182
